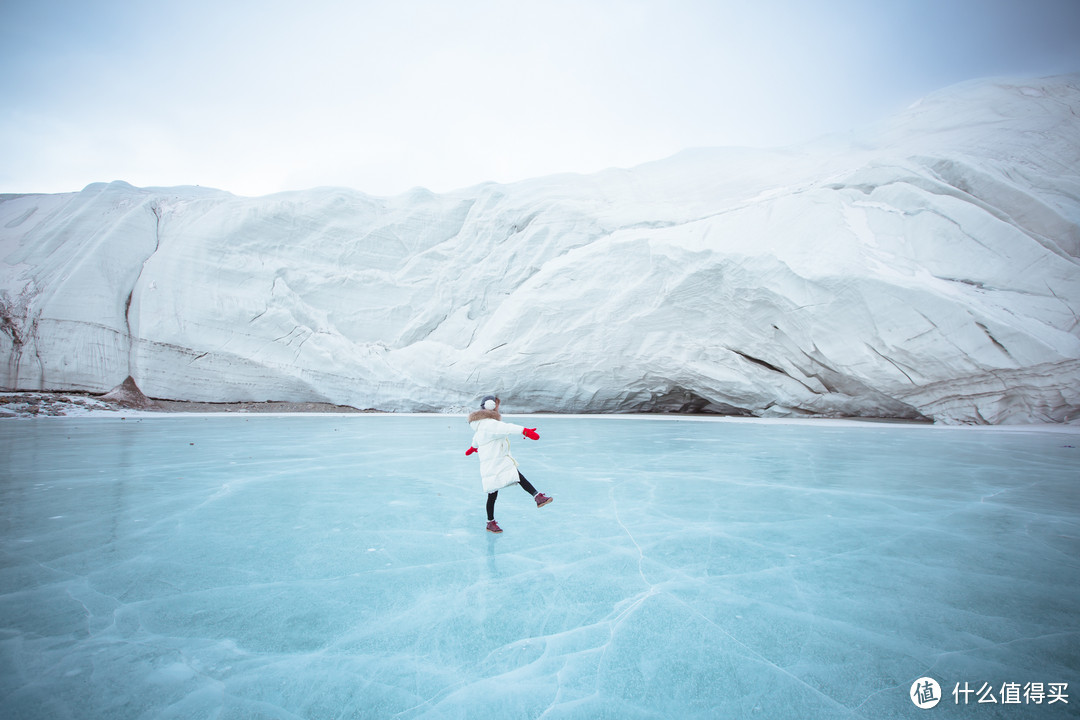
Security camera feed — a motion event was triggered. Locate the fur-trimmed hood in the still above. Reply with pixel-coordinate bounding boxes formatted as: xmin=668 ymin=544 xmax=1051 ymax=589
xmin=468 ymin=409 xmax=502 ymax=423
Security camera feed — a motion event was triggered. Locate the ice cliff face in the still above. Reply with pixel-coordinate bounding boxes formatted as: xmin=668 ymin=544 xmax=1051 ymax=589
xmin=2 ymin=74 xmax=1079 ymax=423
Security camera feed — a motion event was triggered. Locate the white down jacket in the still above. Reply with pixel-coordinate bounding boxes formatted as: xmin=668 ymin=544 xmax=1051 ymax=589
xmin=468 ymin=410 xmax=527 ymax=493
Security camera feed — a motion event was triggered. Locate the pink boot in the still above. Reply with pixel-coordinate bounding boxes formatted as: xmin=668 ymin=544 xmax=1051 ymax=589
xmin=535 ymin=493 xmax=553 ymax=508
xmin=486 ymin=520 xmax=503 ymax=533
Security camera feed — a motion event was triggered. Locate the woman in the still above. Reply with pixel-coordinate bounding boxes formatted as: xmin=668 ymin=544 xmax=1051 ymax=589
xmin=466 ymin=395 xmax=553 ymax=533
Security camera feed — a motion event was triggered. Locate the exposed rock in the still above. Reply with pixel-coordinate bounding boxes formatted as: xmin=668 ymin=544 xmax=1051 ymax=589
xmin=99 ymin=376 xmax=158 ymax=409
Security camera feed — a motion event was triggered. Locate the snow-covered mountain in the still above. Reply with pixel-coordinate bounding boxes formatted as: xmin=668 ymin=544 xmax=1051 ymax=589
xmin=2 ymin=74 xmax=1079 ymax=423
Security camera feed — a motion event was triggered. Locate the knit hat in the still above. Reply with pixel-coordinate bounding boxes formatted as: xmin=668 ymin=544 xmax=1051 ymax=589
xmin=480 ymin=395 xmax=498 ymax=411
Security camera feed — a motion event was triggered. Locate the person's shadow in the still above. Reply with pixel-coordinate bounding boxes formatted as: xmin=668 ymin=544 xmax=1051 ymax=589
xmin=485 ymin=532 xmax=503 ymax=578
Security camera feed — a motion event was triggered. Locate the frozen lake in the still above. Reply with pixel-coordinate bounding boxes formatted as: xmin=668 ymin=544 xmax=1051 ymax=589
xmin=1 ymin=415 xmax=1078 ymax=719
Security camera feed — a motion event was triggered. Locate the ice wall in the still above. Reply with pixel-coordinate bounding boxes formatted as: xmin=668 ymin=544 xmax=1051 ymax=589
xmin=2 ymin=74 xmax=1079 ymax=423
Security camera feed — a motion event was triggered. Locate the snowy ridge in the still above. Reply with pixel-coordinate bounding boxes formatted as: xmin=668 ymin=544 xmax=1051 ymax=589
xmin=2 ymin=74 xmax=1079 ymax=423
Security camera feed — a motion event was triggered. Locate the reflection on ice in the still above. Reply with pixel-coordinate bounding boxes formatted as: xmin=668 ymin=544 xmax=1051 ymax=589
xmin=1 ymin=416 xmax=1078 ymax=718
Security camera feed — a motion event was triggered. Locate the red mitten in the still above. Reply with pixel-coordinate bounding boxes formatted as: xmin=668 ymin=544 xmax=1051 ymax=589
xmin=466 ymin=446 xmax=478 ymax=456
xmin=523 ymin=428 xmax=539 ymax=440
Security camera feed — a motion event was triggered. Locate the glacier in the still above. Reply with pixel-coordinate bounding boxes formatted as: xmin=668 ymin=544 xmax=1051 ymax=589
xmin=1 ymin=74 xmax=1079 ymax=423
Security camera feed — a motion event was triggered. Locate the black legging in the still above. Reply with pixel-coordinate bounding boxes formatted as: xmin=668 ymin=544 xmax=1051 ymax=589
xmin=487 ymin=472 xmax=537 ymax=521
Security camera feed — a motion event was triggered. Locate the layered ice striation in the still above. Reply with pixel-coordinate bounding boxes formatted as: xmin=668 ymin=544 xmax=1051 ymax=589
xmin=2 ymin=74 xmax=1080 ymax=423
xmin=0 ymin=416 xmax=1078 ymax=718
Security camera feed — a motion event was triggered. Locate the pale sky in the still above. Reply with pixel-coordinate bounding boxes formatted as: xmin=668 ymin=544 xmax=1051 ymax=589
xmin=2 ymin=0 xmax=1079 ymax=197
